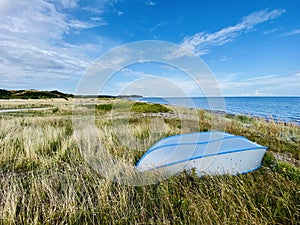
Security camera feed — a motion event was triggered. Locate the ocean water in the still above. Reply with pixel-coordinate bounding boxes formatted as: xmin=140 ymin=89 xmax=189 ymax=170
xmin=140 ymin=97 xmax=300 ymax=125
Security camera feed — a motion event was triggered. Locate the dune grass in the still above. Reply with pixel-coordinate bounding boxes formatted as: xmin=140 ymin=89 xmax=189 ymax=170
xmin=0 ymin=99 xmax=299 ymax=224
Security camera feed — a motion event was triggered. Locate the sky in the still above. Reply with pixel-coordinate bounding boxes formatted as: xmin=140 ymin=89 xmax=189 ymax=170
xmin=0 ymin=0 xmax=300 ymax=96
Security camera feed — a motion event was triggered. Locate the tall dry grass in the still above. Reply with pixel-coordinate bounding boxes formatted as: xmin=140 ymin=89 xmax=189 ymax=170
xmin=0 ymin=99 xmax=299 ymax=224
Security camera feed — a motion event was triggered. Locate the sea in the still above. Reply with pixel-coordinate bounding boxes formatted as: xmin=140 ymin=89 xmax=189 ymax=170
xmin=139 ymin=97 xmax=300 ymax=125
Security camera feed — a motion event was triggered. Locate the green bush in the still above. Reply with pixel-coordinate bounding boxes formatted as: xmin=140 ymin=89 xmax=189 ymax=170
xmin=131 ymin=102 xmax=172 ymax=113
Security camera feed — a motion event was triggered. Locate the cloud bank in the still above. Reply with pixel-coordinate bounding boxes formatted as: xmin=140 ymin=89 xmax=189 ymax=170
xmin=173 ymin=9 xmax=285 ymax=57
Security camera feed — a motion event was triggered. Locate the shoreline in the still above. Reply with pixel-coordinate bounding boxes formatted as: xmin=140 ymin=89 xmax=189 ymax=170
xmin=135 ymin=98 xmax=300 ymax=126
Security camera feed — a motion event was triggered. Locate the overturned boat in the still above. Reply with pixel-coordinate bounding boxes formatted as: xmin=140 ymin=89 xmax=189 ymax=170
xmin=135 ymin=131 xmax=267 ymax=177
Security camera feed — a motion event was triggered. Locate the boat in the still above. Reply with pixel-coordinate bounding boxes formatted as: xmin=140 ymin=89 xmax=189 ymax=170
xmin=135 ymin=131 xmax=267 ymax=177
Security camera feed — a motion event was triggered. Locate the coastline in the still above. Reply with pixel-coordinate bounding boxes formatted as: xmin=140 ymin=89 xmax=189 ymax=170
xmin=137 ymin=97 xmax=300 ymax=126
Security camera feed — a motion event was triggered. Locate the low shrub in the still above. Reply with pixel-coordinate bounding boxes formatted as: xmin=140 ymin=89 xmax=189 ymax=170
xmin=131 ymin=102 xmax=172 ymax=113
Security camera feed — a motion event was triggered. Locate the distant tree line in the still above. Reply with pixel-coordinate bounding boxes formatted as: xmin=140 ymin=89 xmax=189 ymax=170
xmin=0 ymin=89 xmax=74 ymax=100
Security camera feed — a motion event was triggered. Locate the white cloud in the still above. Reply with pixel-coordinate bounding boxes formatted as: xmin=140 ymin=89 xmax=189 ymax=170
xmin=159 ymin=64 xmax=176 ymax=71
xmin=218 ymin=73 xmax=300 ymax=96
xmin=149 ymin=22 xmax=165 ymax=34
xmin=254 ymin=90 xmax=263 ymax=96
xmin=0 ymin=0 xmax=68 ymax=40
xmin=171 ymin=9 xmax=285 ymax=57
xmin=282 ymin=29 xmax=300 ymax=37
xmin=47 ymin=0 xmax=78 ymax=9
xmin=59 ymin=0 xmax=78 ymax=8
xmin=0 ymin=0 xmax=112 ymax=91
xmin=82 ymin=0 xmax=121 ymax=14
xmin=83 ymin=6 xmax=103 ymax=14
xmin=243 ymin=75 xmax=280 ymax=81
xmin=146 ymin=0 xmax=156 ymax=6
xmin=263 ymin=28 xmax=279 ymax=35
xmin=117 ymin=11 xmax=124 ymax=16
xmin=219 ymin=56 xmax=232 ymax=62
xmin=0 ymin=0 xmax=105 ymax=41
xmin=118 ymin=68 xmax=154 ymax=78
xmin=68 ymin=19 xmax=106 ymax=29
xmin=90 ymin=17 xmax=105 ymax=22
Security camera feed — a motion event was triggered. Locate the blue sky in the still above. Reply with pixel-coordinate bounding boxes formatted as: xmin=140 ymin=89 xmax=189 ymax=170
xmin=0 ymin=0 xmax=300 ymax=96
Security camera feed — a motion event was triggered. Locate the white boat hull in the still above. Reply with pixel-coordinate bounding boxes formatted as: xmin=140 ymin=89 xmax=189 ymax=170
xmin=135 ymin=131 xmax=267 ymax=177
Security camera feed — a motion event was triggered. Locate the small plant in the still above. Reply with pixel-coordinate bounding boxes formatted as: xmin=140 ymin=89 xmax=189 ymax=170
xmin=95 ymin=103 xmax=113 ymax=111
xmin=135 ymin=128 xmax=150 ymax=139
xmin=275 ymin=161 xmax=300 ymax=182
xmin=225 ymin=114 xmax=234 ymax=119
xmin=52 ymin=107 xmax=59 ymax=113
xmin=236 ymin=114 xmax=253 ymax=123
xmin=262 ymin=152 xmax=276 ymax=169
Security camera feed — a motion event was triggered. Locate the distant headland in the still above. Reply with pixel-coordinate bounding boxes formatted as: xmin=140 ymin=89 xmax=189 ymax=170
xmin=0 ymin=89 xmax=143 ymax=100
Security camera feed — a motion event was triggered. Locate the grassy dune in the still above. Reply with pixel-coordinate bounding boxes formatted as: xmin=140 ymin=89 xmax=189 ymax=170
xmin=0 ymin=98 xmax=299 ymax=224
